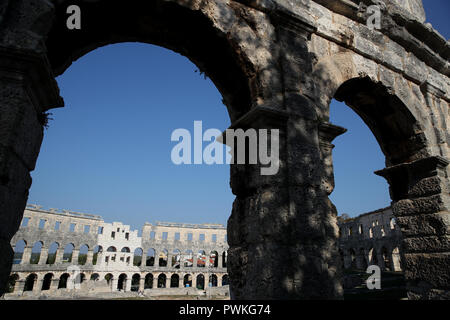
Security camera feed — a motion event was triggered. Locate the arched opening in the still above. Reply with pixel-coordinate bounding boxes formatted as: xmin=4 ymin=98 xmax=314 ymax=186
xmin=222 ymin=275 xmax=229 ymax=286
xmin=146 ymin=249 xmax=155 ymax=267
xmin=369 ymin=248 xmax=378 ymax=266
xmin=13 ymin=240 xmax=26 ymax=264
xmin=107 ymin=246 xmax=117 ymax=252
xmin=105 ymin=273 xmax=114 ymax=289
xmin=349 ymin=249 xmax=357 ymax=270
xmin=210 ymin=251 xmax=219 ymax=268
xmin=62 ymin=244 xmax=75 ymax=263
xmin=172 ymin=250 xmax=181 ymax=269
xmin=196 ymin=274 xmax=205 ymax=290
xmin=92 ymin=246 xmax=102 ymax=265
xmin=133 ymin=248 xmax=143 ymax=266
xmin=159 ymin=250 xmax=168 ymax=267
xmin=42 ymin=273 xmax=53 ymax=291
xmin=184 ymin=250 xmax=193 ymax=268
xmin=157 ymin=274 xmax=166 ymax=288
xmin=58 ymin=273 xmax=70 ymax=289
xmin=78 ymin=244 xmax=89 ymax=265
xmin=121 ymin=247 xmax=130 ymax=253
xmin=90 ymin=273 xmax=100 ymax=281
xmin=131 ymin=274 xmax=140 ymax=292
xmin=170 ymin=274 xmax=179 ymax=288
xmin=7 ymin=274 xmax=19 ymax=293
xmin=24 ymin=274 xmax=37 ymax=292
xmin=47 ymin=242 xmax=59 ymax=265
xmin=118 ymin=274 xmax=127 ymax=291
xmin=144 ymin=274 xmax=153 ymax=289
xmin=30 ymin=242 xmax=43 ymax=264
xmin=183 ymin=274 xmax=192 ymax=288
xmin=209 ymin=274 xmax=218 ymax=287
xmin=197 ymin=250 xmax=206 ymax=268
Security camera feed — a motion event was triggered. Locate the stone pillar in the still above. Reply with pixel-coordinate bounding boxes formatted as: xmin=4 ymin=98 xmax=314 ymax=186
xmin=55 ymin=249 xmax=64 ymax=264
xmin=179 ymin=277 xmax=184 ymax=288
xmin=14 ymin=280 xmax=24 ymax=293
xmin=139 ymin=278 xmax=145 ymax=291
xmin=33 ymin=279 xmax=42 ymax=294
xmin=226 ymin=103 xmax=346 ymax=299
xmin=192 ymin=275 xmax=197 ymax=289
xmin=125 ymin=278 xmax=132 ymax=292
xmin=141 ymin=252 xmax=147 ymax=267
xmin=165 ymin=276 xmax=171 ymax=288
xmin=218 ymin=253 xmax=223 ymax=269
xmin=71 ymin=249 xmax=79 ymax=265
xmin=392 ymin=251 xmax=402 ymax=272
xmin=111 ymin=278 xmax=118 ymax=292
xmin=152 ymin=275 xmax=158 ymax=289
xmin=86 ymin=250 xmax=94 ymax=265
xmin=39 ymin=248 xmax=49 ymax=265
xmin=376 ymin=156 xmax=450 ymax=299
xmin=21 ymin=247 xmax=33 ymax=265
xmin=167 ymin=253 xmax=173 ymax=267
xmin=51 ymin=278 xmax=60 ymax=290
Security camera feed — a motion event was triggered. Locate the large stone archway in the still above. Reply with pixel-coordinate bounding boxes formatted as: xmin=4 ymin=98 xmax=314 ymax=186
xmin=0 ymin=0 xmax=448 ymax=299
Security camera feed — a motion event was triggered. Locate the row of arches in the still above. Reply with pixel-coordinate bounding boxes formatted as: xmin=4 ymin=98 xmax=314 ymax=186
xmin=339 ymin=246 xmax=402 ymax=272
xmin=13 ymin=240 xmax=228 ymax=268
xmin=7 ymin=272 xmax=229 ymax=294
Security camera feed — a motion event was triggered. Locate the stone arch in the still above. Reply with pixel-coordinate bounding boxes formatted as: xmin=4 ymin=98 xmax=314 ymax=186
xmin=184 ymin=250 xmax=193 ymax=268
xmin=30 ymin=241 xmax=43 ymax=264
xmin=131 ymin=273 xmax=140 ymax=292
xmin=7 ymin=274 xmax=19 ymax=293
xmin=47 ymin=242 xmax=60 ymax=264
xmin=90 ymin=273 xmax=100 ymax=281
xmin=92 ymin=245 xmax=102 ymax=265
xmin=170 ymin=274 xmax=179 ymax=288
xmin=157 ymin=273 xmax=167 ymax=288
xmin=172 ymin=249 xmax=181 ymax=269
xmin=106 ymin=246 xmax=117 ymax=252
xmin=222 ymin=274 xmax=229 ymax=286
xmin=196 ymin=274 xmax=205 ymax=290
xmin=62 ymin=243 xmax=75 ymax=263
xmin=183 ymin=274 xmax=193 ymax=288
xmin=144 ymin=274 xmax=153 ymax=289
xmin=197 ymin=250 xmax=206 ymax=268
xmin=121 ymin=247 xmax=130 ymax=253
xmin=133 ymin=248 xmax=143 ymax=266
xmin=24 ymin=273 xmax=37 ymax=292
xmin=78 ymin=244 xmax=89 ymax=265
xmin=42 ymin=273 xmax=53 ymax=291
xmin=209 ymin=274 xmax=218 ymax=287
xmin=159 ymin=249 xmax=168 ymax=267
xmin=13 ymin=240 xmax=27 ymax=264
xmin=381 ymin=246 xmax=391 ymax=271
xmin=146 ymin=248 xmax=156 ymax=267
xmin=105 ymin=273 xmax=114 ymax=289
xmin=46 ymin=0 xmax=257 ymax=122
xmin=210 ymin=251 xmax=219 ymax=268
xmin=58 ymin=273 xmax=70 ymax=289
xmin=118 ymin=273 xmax=127 ymax=291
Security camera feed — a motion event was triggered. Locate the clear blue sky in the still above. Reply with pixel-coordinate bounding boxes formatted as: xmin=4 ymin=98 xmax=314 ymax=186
xmin=28 ymin=2 xmax=449 ymax=232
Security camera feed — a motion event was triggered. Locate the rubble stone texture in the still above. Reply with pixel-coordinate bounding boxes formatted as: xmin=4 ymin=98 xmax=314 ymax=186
xmin=0 ymin=0 xmax=448 ymax=299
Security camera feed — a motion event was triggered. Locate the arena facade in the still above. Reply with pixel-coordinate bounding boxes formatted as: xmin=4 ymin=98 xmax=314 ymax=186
xmin=338 ymin=207 xmax=403 ymax=273
xmin=5 ymin=204 xmax=229 ymax=298
xmin=4 ymin=204 xmax=403 ymax=298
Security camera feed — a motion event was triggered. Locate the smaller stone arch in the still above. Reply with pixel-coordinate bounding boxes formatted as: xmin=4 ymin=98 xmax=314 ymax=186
xmin=7 ymin=274 xmax=19 ymax=293
xmin=24 ymin=273 xmax=38 ymax=292
xmin=131 ymin=274 xmax=140 ymax=292
xmin=42 ymin=273 xmax=53 ymax=291
xmin=209 ymin=274 xmax=218 ymax=287
xmin=121 ymin=247 xmax=130 ymax=253
xmin=90 ymin=273 xmax=100 ymax=281
xmin=157 ymin=273 xmax=167 ymax=288
xmin=62 ymin=243 xmax=75 ymax=263
xmin=196 ymin=274 xmax=205 ymax=290
xmin=222 ymin=274 xmax=229 ymax=286
xmin=210 ymin=251 xmax=219 ymax=268
xmin=30 ymin=241 xmax=44 ymax=264
xmin=118 ymin=273 xmax=127 ymax=291
xmin=146 ymin=248 xmax=156 ymax=266
xmin=47 ymin=242 xmax=60 ymax=264
xmin=159 ymin=249 xmax=168 ymax=267
xmin=197 ymin=250 xmax=206 ymax=268
xmin=144 ymin=273 xmax=153 ymax=289
xmin=133 ymin=248 xmax=143 ymax=266
xmin=78 ymin=244 xmax=89 ymax=265
xmin=13 ymin=240 xmax=27 ymax=264
xmin=170 ymin=274 xmax=179 ymax=288
xmin=172 ymin=249 xmax=181 ymax=269
xmin=58 ymin=273 xmax=70 ymax=289
xmin=183 ymin=274 xmax=192 ymax=288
